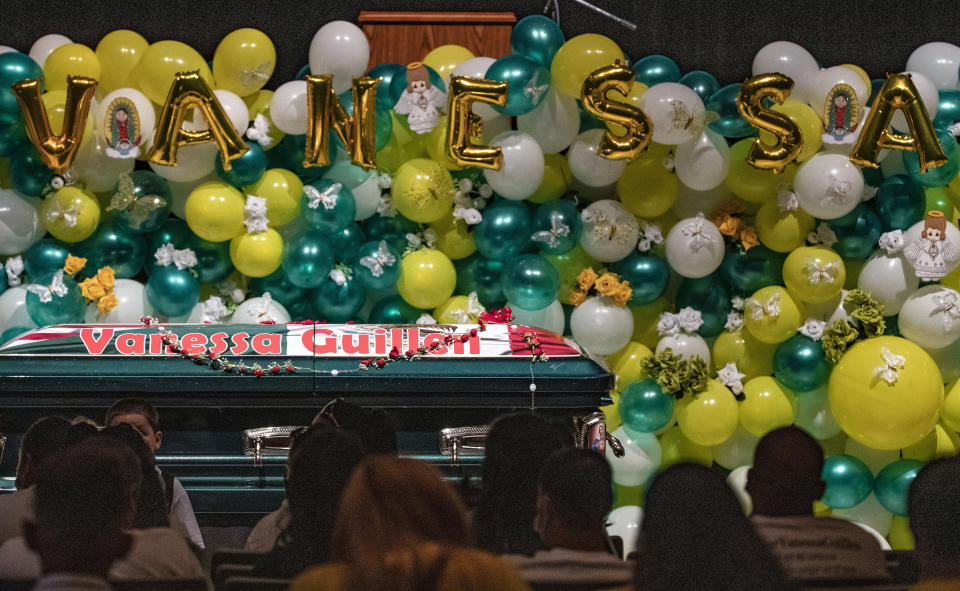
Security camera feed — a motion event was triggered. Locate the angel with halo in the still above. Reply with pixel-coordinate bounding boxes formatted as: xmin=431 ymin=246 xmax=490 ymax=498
xmin=904 ymin=211 xmax=960 ymax=281
xmin=393 ymin=62 xmax=447 ymax=134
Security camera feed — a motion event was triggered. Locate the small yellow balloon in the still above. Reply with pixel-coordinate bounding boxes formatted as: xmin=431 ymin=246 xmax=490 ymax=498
xmin=659 ymin=425 xmax=714 ymax=468
xmin=606 ymin=82 xmax=648 ymax=136
xmin=888 ymin=516 xmax=915 ymax=551
xmin=95 ymin=30 xmax=149 ymax=96
xmin=902 ymin=423 xmax=960 ymax=461
xmin=739 ymin=376 xmax=797 ymax=437
xmin=631 ymin=298 xmax=672 ymax=348
xmin=617 ymin=151 xmax=679 ymax=218
xmin=40 ymin=186 xmax=100 ymax=242
xmin=758 ymin=100 xmax=823 ymax=162
xmin=607 ymin=341 xmax=653 ymax=391
xmin=40 ymin=89 xmax=95 ymax=152
xmin=391 ymin=158 xmax=455 ymax=223
xmin=245 ymin=168 xmax=301 ymax=227
xmin=243 ymin=90 xmax=285 ymax=149
xmin=744 ymin=286 xmax=803 ymax=344
xmin=431 ymin=215 xmax=476 ymax=260
xmin=423 ymin=45 xmax=475 ymax=84
xmin=675 ymin=380 xmax=740 ymax=447
xmin=229 ymin=228 xmax=283 ymax=278
xmin=213 ymin=28 xmax=276 ymax=97
xmin=425 ymin=115 xmax=463 ymax=170
xmin=942 ymin=379 xmax=960 ymax=432
xmin=550 ymin=34 xmax=625 ymax=98
xmin=712 ymin=329 xmax=777 ymax=380
xmin=783 ymin=246 xmax=846 ymax=304
xmin=841 ymin=64 xmax=873 ymax=94
xmin=43 ymin=44 xmax=101 ymax=92
xmin=396 ymin=249 xmax=457 ymax=309
xmin=756 ymin=199 xmax=816 ymax=253
xmin=433 ymin=294 xmax=480 ymax=324
xmin=185 ymin=182 xmax=246 ymax=242
xmin=724 ymin=138 xmax=798 ymax=203
xmin=829 ymin=336 xmax=944 ymax=450
xmin=528 ymin=153 xmax=572 ymax=204
xmin=136 ymin=41 xmax=214 ymax=106
xmin=605 ymin=389 xmax=623 ymax=432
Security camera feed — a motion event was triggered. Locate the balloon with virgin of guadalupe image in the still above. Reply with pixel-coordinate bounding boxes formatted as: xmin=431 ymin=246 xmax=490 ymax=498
xmin=579 ymin=200 xmax=639 ymax=263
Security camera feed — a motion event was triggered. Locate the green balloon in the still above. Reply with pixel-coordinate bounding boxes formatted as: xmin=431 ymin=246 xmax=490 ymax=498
xmin=820 ymin=455 xmax=873 ymax=509
xmin=620 ymin=378 xmax=674 ymax=434
xmin=369 ymin=294 xmax=422 ymax=323
xmin=874 ymin=459 xmax=925 ymax=517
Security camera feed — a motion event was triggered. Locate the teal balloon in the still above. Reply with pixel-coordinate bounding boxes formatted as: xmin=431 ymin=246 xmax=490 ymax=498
xmin=302 ymin=179 xmax=356 ymax=232
xmin=268 ymin=134 xmax=328 ymax=182
xmin=0 ymin=264 xmax=5 ymax=295
xmin=0 ymin=52 xmax=43 ymax=115
xmin=934 ymin=89 xmax=960 ymax=131
xmin=324 ymin=160 xmax=374 ymax=188
xmin=24 ymin=239 xmax=70 ymax=279
xmin=369 ymin=294 xmax=422 ymax=324
xmin=904 ymin=128 xmax=960 ymax=187
xmin=862 ymin=166 xmax=884 ymax=189
xmin=531 ymin=200 xmax=582 ymax=255
xmin=328 ymin=223 xmax=366 ymax=264
xmin=773 ymin=333 xmax=831 ymax=392
xmin=248 ymin=267 xmax=307 ymax=310
xmin=145 ymin=265 xmax=199 ymax=317
xmin=613 ymin=253 xmax=669 ymax=306
xmin=474 ymin=200 xmax=531 ymax=260
xmin=876 ymin=174 xmax=925 ymax=231
xmin=76 ymin=222 xmax=146 ymax=279
xmin=632 ymin=55 xmax=681 ymax=86
xmin=510 ymin=15 xmax=565 ymax=68
xmin=146 ymin=217 xmax=191 ymax=253
xmin=675 ymin=273 xmax=730 ymax=337
xmin=875 ymin=459 xmax=925 ymax=517
xmin=719 ymin=245 xmax=784 ymax=295
xmin=457 ymin=255 xmax=506 ymax=308
xmin=679 ymin=70 xmax=720 ymax=102
xmin=336 ymin=90 xmax=393 ymax=151
xmin=312 ymin=274 xmax=366 ymax=322
xmin=355 ymin=239 xmax=401 ymax=290
xmin=1 ymin=326 xmax=31 ymax=343
xmin=362 ymin=214 xmax=415 ymax=252
xmin=25 ymin=272 xmax=85 ymax=326
xmin=216 ymin=141 xmax=267 ymax=187
xmin=368 ymin=63 xmax=404 ymax=111
xmin=282 ymin=231 xmax=334 ymax=289
xmin=821 ymin=455 xmax=874 ymax=509
xmin=388 ymin=63 xmax=445 ymax=105
xmin=0 ymin=118 xmax=26 ymax=156
xmin=10 ymin=144 xmax=52 ymax=197
xmin=187 ymin=235 xmax=233 ymax=282
xmin=831 ymin=204 xmax=883 ymax=259
xmin=113 ymin=170 xmax=172 ymax=233
xmin=502 ymin=253 xmax=559 ymax=311
xmin=884 ymin=315 xmax=901 ymax=337
xmin=295 ymin=64 xmax=311 ymax=80
xmin=707 ymin=83 xmax=756 ymax=138
xmin=487 ymin=55 xmax=550 ymax=116
xmin=619 ymin=378 xmax=674 ymax=433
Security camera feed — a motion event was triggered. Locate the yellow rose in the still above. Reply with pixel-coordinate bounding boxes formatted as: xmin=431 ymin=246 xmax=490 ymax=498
xmin=595 ymin=272 xmax=620 ymax=296
xmin=577 ymin=268 xmax=599 ymax=291
xmin=740 ymin=226 xmax=759 ymax=251
xmin=79 ymin=278 xmax=106 ymax=302
xmin=63 ymin=255 xmax=87 ymax=276
xmin=716 ymin=215 xmax=744 ymax=238
xmin=569 ymin=288 xmax=588 ymax=306
xmin=97 ymin=266 xmax=116 ymax=292
xmin=97 ymin=293 xmax=119 ymax=315
xmin=613 ymin=282 xmax=633 ymax=307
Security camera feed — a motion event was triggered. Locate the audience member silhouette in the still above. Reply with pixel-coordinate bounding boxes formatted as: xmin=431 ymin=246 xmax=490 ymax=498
xmin=908 ymin=456 xmax=960 ymax=587
xmin=99 ymin=424 xmax=169 ymax=529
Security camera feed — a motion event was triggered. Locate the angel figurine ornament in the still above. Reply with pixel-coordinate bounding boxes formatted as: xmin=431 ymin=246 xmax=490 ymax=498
xmin=904 ymin=211 xmax=960 ymax=281
xmin=393 ymin=62 xmax=447 ymax=134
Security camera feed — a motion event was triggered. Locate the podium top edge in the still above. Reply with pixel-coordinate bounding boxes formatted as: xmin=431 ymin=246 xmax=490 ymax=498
xmin=358 ymin=11 xmax=518 ymax=24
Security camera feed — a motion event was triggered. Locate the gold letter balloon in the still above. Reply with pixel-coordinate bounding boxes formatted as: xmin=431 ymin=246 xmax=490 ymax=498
xmin=303 ymin=74 xmax=380 ymax=170
xmin=737 ymin=73 xmax=803 ymax=173
xmin=13 ymin=76 xmax=97 ymax=175
xmin=581 ymin=61 xmax=652 ymax=160
xmin=445 ymin=75 xmax=508 ymax=170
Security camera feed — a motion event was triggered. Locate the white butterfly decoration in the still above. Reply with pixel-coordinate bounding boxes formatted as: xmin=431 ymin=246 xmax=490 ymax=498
xmin=873 ymin=346 xmax=906 ymax=385
xmin=26 ymin=269 xmax=68 ymax=303
xmin=523 ymin=70 xmax=549 ymax=105
xmin=824 ymin=174 xmax=852 ymax=203
xmin=246 ymin=114 xmax=274 ymax=148
xmin=531 ymin=211 xmax=571 ymax=249
xmin=46 ymin=200 xmax=79 ymax=228
xmin=681 ymin=212 xmax=713 ymax=252
xmin=932 ymin=291 xmax=960 ymax=332
xmin=806 ymin=260 xmax=841 ymax=285
xmin=748 ymin=291 xmax=782 ymax=321
xmin=305 ymin=183 xmax=342 ymax=210
xmin=257 ymin=291 xmax=275 ymax=318
xmin=359 ymin=241 xmax=397 ymax=278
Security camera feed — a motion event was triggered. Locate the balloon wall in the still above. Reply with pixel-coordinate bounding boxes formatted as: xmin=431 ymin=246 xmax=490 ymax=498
xmin=2 ymin=20 xmax=960 ymax=549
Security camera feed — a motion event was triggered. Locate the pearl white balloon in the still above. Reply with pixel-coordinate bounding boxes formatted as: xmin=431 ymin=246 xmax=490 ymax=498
xmin=726 ymin=465 xmax=753 ymax=515
xmin=269 ymin=80 xmax=309 ymax=135
xmin=605 ymin=504 xmax=644 ymax=558
xmin=806 ymin=66 xmax=870 ymax=119
xmin=308 ymin=21 xmax=370 ymax=95
xmin=188 ymin=89 xmax=249 ymax=135
xmin=674 ymin=129 xmax=730 ymax=191
xmin=481 ymin=114 xmax=512 ymax=143
xmin=713 ymin=425 xmax=759 ymax=470
xmin=517 ymin=88 xmax=579 ymax=154
xmin=607 ymin=427 xmax=661 ymax=487
xmin=671 ymin=184 xmax=734 ymax=219
xmin=0 ymin=287 xmax=38 ymax=335
xmin=906 ymin=42 xmax=960 ymax=90
xmin=230 ymin=296 xmax=291 ymax=324
xmin=898 ymin=284 xmax=960 ymax=349
xmin=0 ymin=190 xmax=44 ymax=255
xmin=84 ymin=279 xmax=153 ymax=323
xmin=452 ymin=57 xmax=499 ymax=120
xmin=72 ymin=135 xmax=137 ymax=192
xmin=509 ymin=299 xmax=565 ymax=334
xmin=483 ymin=131 xmax=544 ymax=200
xmin=29 ymin=34 xmax=71 ymax=67
xmin=857 ymin=250 xmax=918 ymax=315
xmin=640 ymin=82 xmax=705 ymax=145
xmin=904 ymin=217 xmax=960 ymax=279
xmin=567 ymin=129 xmax=626 ymax=187
xmin=579 ymin=200 xmax=638 ymax=262
xmin=149 ymin=143 xmax=217 ymax=183
xmin=833 ymin=494 xmax=893 ymax=537
xmin=664 ymin=215 xmax=725 ymax=278
xmin=752 ymin=41 xmax=820 ymax=85
xmin=922 ymin=338 xmax=960 ymax=384
xmin=0 ymin=46 xmax=16 ymax=55
xmin=794 ymin=384 xmax=842 ymax=439
xmin=892 ymin=71 xmax=939 ymax=132
xmin=94 ymin=88 xmax=156 ymax=151
xmin=793 ymin=153 xmax=864 ymax=219
xmin=656 ymin=332 xmax=711 ymax=365
xmin=322 ymin=163 xmax=381 ymax=221
xmin=570 ymin=296 xmax=634 ymax=355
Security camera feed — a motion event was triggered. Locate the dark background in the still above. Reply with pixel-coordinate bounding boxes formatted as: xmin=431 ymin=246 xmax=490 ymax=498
xmin=0 ymin=0 xmax=958 ymax=87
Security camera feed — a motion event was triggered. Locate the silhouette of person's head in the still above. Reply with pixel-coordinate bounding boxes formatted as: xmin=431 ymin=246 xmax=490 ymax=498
xmin=637 ymin=463 xmax=798 ymax=591
xmin=747 ymin=426 xmax=826 ymax=517
xmin=99 ymin=423 xmax=169 ymax=529
xmin=909 ymin=457 xmax=960 ymax=579
xmin=312 ymin=399 xmax=398 ymax=455
xmin=15 ymin=416 xmax=71 ymax=489
xmin=535 ymin=448 xmax=613 ymax=552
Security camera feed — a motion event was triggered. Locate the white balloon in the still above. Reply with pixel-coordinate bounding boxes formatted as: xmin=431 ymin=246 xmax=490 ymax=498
xmin=322 ymin=163 xmax=381 ymax=220
xmin=898 ymin=284 xmax=960 ymax=349
xmin=0 ymin=190 xmax=44 ymax=255
xmin=857 ymin=250 xmax=918 ymax=315
xmin=640 ymin=82 xmax=705 ymax=145
xmin=0 ymin=46 xmax=16 ymax=55
xmin=0 ymin=287 xmax=38 ymax=335
xmin=671 ymin=184 xmax=734 ymax=219
xmin=579 ymin=200 xmax=638 ymax=262
xmin=664 ymin=215 xmax=725 ymax=278
xmin=806 ymin=66 xmax=870 ymax=120
xmin=509 ymin=299 xmax=565 ymax=334
xmin=833 ymin=493 xmax=893 ymax=537
xmin=570 ymin=295 xmax=634 ymax=355
xmin=567 ymin=129 xmax=626 ymax=187
xmin=73 ymin=135 xmax=136 ymax=192
xmin=481 ymin=114 xmax=512 ymax=143
xmin=903 ymin=217 xmax=960 ymax=281
xmin=853 ymin=522 xmax=893 ymax=551
xmin=149 ymin=143 xmax=217 ymax=183
xmin=674 ymin=129 xmax=730 ymax=191
xmin=188 ymin=89 xmax=249 ymax=135
xmin=607 ymin=427 xmax=661 ymax=487
xmin=605 ymin=504 xmax=644 ymax=558
xmin=656 ymin=332 xmax=711 ymax=366
xmin=922 ymin=338 xmax=960 ymax=384
xmin=713 ymin=425 xmax=759 ymax=470
xmin=906 ymin=42 xmax=960 ymax=90
xmin=308 ymin=21 xmax=370 ymax=95
xmin=452 ymin=57 xmax=499 ymax=120
xmin=893 ymin=71 xmax=938 ymax=131
xmin=794 ymin=385 xmax=842 ymax=439
xmin=84 ymin=279 xmax=153 ymax=323
xmin=483 ymin=131 xmax=544 ymax=200
xmin=29 ymin=34 xmax=71 ymax=67
xmin=517 ymin=88 xmax=579 ymax=154
xmin=269 ymin=80 xmax=309 ymax=135
xmin=230 ymin=296 xmax=291 ymax=324
xmin=752 ymin=41 xmax=819 ymax=85
xmin=94 ymin=88 xmax=156 ymax=152
xmin=726 ymin=465 xmax=753 ymax=515
xmin=794 ymin=153 xmax=864 ymax=219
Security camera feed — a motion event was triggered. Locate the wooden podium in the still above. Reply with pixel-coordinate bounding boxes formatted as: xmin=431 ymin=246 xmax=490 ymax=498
xmin=358 ymin=11 xmax=517 ymax=67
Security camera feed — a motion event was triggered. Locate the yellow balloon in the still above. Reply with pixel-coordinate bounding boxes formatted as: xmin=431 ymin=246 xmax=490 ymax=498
xmin=433 ymin=295 xmax=479 ymax=324
xmin=528 ymin=153 xmax=572 ymax=204
xmin=942 ymin=379 xmax=960 ymax=432
xmin=659 ymin=425 xmax=714 ymax=468
xmin=136 ymin=41 xmax=214 ymax=106
xmin=213 ymin=28 xmax=276 ymax=97
xmin=888 ymin=516 xmax=915 ymax=551
xmin=606 ymin=82 xmax=648 ymax=136
xmin=724 ymin=138 xmax=798 ymax=203
xmin=739 ymin=376 xmax=797 ymax=437
xmin=424 ymin=115 xmax=463 ymax=170
xmin=41 ymin=90 xmax=94 ymax=152
xmin=95 ymin=30 xmax=149 ymax=96
xmin=902 ymin=423 xmax=960 ymax=461
xmin=423 ymin=45 xmax=475 ymax=84
xmin=756 ymin=199 xmax=816 ymax=253
xmin=604 ymin=389 xmax=623 ymax=432
xmin=607 ymin=341 xmax=653 ymax=391
xmin=783 ymin=246 xmax=846 ymax=304
xmin=40 ymin=186 xmax=100 ymax=242
xmin=245 ymin=168 xmax=301 ymax=227
xmin=829 ymin=336 xmax=944 ymax=450
xmin=841 ymin=64 xmax=873 ymax=95
xmin=758 ymin=100 xmax=823 ymax=162
xmin=675 ymin=380 xmax=740 ymax=447
xmin=550 ymin=34 xmax=625 ymax=98
xmin=229 ymin=228 xmax=283 ymax=278
xmin=185 ymin=182 xmax=246 ymax=242
xmin=431 ymin=215 xmax=476 ymax=260
xmin=617 ymin=151 xmax=679 ymax=217
xmin=819 ymin=431 xmax=848 ymax=456
xmin=242 ymin=90 xmax=285 ymax=149
xmin=391 ymin=158 xmax=455 ymax=223
xmin=712 ymin=329 xmax=777 ymax=380
xmin=397 ymin=249 xmax=457 ymax=309
xmin=544 ymin=246 xmax=599 ymax=305
xmin=744 ymin=286 xmax=803 ymax=344
xmin=43 ymin=44 xmax=101 ymax=92
xmin=631 ymin=298 xmax=672 ymax=348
